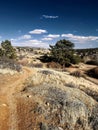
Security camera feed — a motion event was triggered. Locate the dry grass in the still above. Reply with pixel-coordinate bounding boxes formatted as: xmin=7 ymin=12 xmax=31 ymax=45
xmin=25 ymin=68 xmax=98 ymax=102
xmin=47 ymin=62 xmax=62 ymax=69
xmin=70 ymin=70 xmax=82 ymax=78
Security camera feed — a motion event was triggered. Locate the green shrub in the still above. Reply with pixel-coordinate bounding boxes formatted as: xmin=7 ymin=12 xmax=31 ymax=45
xmin=70 ymin=55 xmax=81 ymax=64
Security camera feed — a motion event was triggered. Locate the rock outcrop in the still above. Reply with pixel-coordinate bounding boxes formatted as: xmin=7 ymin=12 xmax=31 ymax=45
xmin=14 ymin=69 xmax=98 ymax=130
xmin=1 ymin=68 xmax=98 ymax=130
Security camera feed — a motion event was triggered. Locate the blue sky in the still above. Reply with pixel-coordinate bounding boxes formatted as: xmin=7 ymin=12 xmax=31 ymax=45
xmin=0 ymin=0 xmax=98 ymax=48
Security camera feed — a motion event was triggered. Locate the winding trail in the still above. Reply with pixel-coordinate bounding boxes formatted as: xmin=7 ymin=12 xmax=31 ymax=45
xmin=0 ymin=67 xmax=35 ymax=130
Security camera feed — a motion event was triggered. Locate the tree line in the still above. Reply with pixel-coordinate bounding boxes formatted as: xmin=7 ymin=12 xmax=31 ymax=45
xmin=0 ymin=39 xmax=81 ymax=67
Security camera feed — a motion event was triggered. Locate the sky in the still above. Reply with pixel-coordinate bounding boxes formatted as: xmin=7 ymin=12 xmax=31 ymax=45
xmin=0 ymin=0 xmax=98 ymax=49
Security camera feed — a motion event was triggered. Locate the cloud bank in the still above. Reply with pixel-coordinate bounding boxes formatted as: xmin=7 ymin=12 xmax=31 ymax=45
xmin=13 ymin=39 xmax=49 ymax=48
xmin=42 ymin=34 xmax=60 ymax=41
xmin=10 ymin=28 xmax=98 ymax=48
xmin=61 ymin=33 xmax=98 ymax=43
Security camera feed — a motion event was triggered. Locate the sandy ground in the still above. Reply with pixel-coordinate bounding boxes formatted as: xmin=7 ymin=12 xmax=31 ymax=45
xmin=0 ymin=67 xmax=35 ymax=130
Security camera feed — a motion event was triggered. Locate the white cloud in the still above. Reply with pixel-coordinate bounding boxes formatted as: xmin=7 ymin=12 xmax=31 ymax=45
xmin=42 ymin=37 xmax=53 ymax=41
xmin=29 ymin=29 xmax=47 ymax=34
xmin=12 ymin=39 xmax=49 ymax=48
xmin=11 ymin=35 xmax=31 ymax=42
xmin=41 ymin=34 xmax=60 ymax=41
xmin=27 ymin=39 xmax=42 ymax=45
xmin=42 ymin=15 xmax=59 ymax=19
xmin=19 ymin=35 xmax=31 ymax=40
xmin=46 ymin=34 xmax=60 ymax=38
xmin=61 ymin=33 xmax=98 ymax=43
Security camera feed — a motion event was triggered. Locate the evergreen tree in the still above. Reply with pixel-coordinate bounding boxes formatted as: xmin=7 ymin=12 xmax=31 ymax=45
xmin=50 ymin=39 xmax=80 ymax=66
xmin=1 ymin=40 xmax=17 ymax=59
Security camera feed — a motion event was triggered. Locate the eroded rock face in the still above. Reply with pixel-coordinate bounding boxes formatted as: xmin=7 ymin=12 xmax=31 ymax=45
xmin=15 ymin=83 xmax=98 ymax=130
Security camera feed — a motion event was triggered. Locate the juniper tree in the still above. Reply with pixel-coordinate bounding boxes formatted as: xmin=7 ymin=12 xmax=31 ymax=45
xmin=1 ymin=40 xmax=17 ymax=59
xmin=50 ymin=39 xmax=80 ymax=67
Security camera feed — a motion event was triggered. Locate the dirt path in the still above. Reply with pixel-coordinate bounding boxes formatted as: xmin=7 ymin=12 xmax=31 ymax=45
xmin=0 ymin=67 xmax=35 ymax=130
